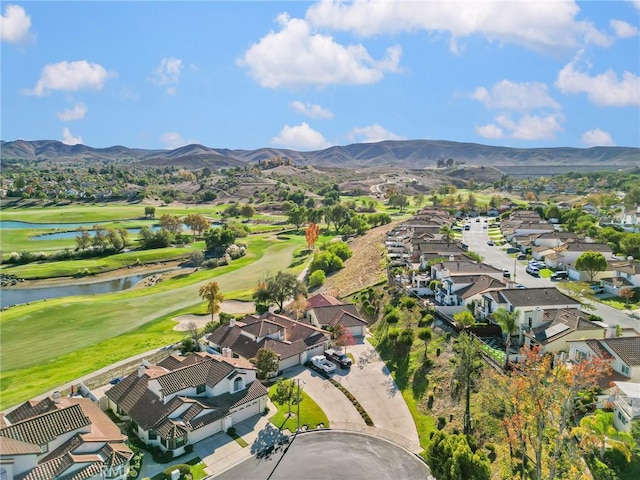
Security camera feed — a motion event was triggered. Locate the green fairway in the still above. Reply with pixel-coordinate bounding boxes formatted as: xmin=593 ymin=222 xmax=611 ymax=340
xmin=0 ymin=234 xmax=306 ymax=409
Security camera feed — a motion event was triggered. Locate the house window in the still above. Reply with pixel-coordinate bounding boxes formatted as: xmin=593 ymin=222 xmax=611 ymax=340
xmin=148 ymin=430 xmax=157 ymax=440
xmin=234 ymin=377 xmax=243 ymax=391
xmin=574 ymin=349 xmax=587 ymax=362
xmin=621 ymin=364 xmax=630 ymax=375
xmin=618 ymin=411 xmax=628 ymax=424
xmin=40 ymin=444 xmax=48 ymax=454
xmin=196 ymin=384 xmax=206 ymax=394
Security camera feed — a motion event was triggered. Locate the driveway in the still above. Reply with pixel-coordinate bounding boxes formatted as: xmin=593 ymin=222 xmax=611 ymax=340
xmin=282 ymin=366 xmax=366 ymax=427
xmin=336 ymin=338 xmax=421 ymax=451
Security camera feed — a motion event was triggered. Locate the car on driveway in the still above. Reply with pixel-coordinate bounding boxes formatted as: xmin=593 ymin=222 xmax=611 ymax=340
xmin=590 ymin=284 xmax=604 ymax=294
xmin=324 ymin=349 xmax=352 ymax=369
xmin=515 ymin=284 xmax=527 ymax=289
xmin=550 ymin=271 xmax=568 ymax=281
xmin=311 ymin=355 xmax=337 ymax=373
xmin=487 ymin=240 xmax=495 ymax=246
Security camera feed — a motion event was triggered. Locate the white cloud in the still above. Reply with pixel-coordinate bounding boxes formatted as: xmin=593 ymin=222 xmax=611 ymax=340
xmin=271 ymin=122 xmax=330 ymax=150
xmin=62 ymin=127 xmax=82 ymax=145
xmin=475 ymin=124 xmax=504 ymax=139
xmin=478 ymin=113 xmax=563 ymax=140
xmin=556 ymin=54 xmax=640 ymax=106
xmin=56 ymin=102 xmax=88 ymax=121
xmin=0 ymin=4 xmax=35 ymax=44
xmin=27 ymin=60 xmax=113 ymax=96
xmin=347 ymin=124 xmax=406 ymax=143
xmin=289 ymin=101 xmax=333 ymax=119
xmin=306 ymin=0 xmax=611 ymax=53
xmin=582 ymin=128 xmax=615 ymax=147
xmin=150 ymin=57 xmax=183 ymax=94
xmin=610 ymin=19 xmax=639 ymax=38
xmin=238 ymin=13 xmax=401 ymax=88
xmin=159 ymin=132 xmax=195 ymax=150
xmin=471 ymin=80 xmax=560 ymax=111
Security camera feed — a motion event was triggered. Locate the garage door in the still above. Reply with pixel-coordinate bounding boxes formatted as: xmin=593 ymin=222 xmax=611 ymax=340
xmin=232 ymin=400 xmax=261 ymax=424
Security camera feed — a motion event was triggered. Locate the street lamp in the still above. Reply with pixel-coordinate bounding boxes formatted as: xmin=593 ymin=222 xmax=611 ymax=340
xmin=296 ymin=378 xmax=306 ymax=433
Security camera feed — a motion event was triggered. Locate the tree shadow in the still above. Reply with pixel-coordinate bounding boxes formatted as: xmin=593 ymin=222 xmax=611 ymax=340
xmin=250 ymin=422 xmax=290 ymax=459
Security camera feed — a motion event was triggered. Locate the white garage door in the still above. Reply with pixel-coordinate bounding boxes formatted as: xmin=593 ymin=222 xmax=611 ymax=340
xmin=232 ymin=399 xmax=261 ymax=424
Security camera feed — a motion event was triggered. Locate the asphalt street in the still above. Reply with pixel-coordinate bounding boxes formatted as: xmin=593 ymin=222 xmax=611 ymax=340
xmin=212 ymin=430 xmax=432 ymax=480
xmin=462 ymin=218 xmax=640 ymax=331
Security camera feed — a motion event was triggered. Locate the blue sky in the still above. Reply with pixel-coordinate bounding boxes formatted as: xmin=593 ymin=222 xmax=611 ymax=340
xmin=1 ymin=1 xmax=639 ymax=151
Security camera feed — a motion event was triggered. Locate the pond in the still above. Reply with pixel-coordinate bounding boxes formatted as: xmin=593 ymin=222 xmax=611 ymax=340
xmin=1 ymin=273 xmax=156 ymax=309
xmin=0 ymin=220 xmax=110 ymax=229
xmin=32 ymin=226 xmax=161 ymax=241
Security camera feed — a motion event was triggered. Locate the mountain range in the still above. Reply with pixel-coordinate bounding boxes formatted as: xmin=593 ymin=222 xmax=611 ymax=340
xmin=1 ymin=139 xmax=638 ymax=169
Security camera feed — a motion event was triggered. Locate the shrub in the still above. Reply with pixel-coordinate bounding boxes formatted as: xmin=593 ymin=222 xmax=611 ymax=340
xmin=324 ymin=241 xmax=352 ymax=261
xmin=308 ymin=269 xmax=326 ymax=288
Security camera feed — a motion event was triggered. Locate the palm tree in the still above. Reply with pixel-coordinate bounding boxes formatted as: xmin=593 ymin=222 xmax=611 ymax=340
xmin=438 ymin=225 xmax=454 ymax=246
xmin=493 ymin=307 xmax=519 ymax=368
xmin=199 ymin=281 xmax=224 ymax=324
xmin=572 ymin=410 xmax=635 ymax=461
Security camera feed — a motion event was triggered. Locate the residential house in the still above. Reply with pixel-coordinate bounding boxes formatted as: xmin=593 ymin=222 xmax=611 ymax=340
xmin=435 ymin=274 xmax=506 ymax=309
xmin=105 ymin=352 xmax=268 ymax=455
xmin=568 ymin=336 xmax=640 ymax=382
xmin=479 ymin=287 xmax=581 ymax=342
xmin=611 ymin=382 xmax=640 ymax=432
xmin=206 ymin=311 xmax=330 ymax=372
xmin=0 ymin=394 xmax=132 ymax=480
xmin=430 ymin=260 xmax=504 ymax=282
xmin=602 ymin=261 xmax=640 ymax=295
xmin=619 ymin=206 xmax=640 ymax=232
xmin=502 ymin=222 xmax=555 ymax=242
xmin=305 ymin=300 xmax=368 ymax=338
xmin=546 ymin=241 xmax=615 ymax=278
xmin=523 ymin=308 xmax=606 ymax=354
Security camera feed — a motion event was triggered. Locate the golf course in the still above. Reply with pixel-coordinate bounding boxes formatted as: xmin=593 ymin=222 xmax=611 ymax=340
xmin=0 ymin=202 xmax=312 ymax=409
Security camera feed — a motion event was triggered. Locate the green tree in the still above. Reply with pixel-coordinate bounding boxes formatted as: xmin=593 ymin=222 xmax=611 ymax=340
xmin=240 ymin=204 xmax=256 ymax=221
xmin=254 ymin=347 xmax=279 ymax=380
xmin=575 ymin=250 xmax=608 ymax=282
xmin=308 ymin=269 xmax=325 ymax=288
xmin=75 ymin=228 xmax=92 ymax=250
xmin=252 ymin=271 xmax=307 ymax=312
xmin=425 ymin=430 xmax=491 ymax=480
xmin=417 ymin=327 xmax=432 ymax=358
xmin=451 ymin=332 xmax=484 ymax=435
xmin=159 ymin=214 xmax=183 ymax=235
xmin=204 ymin=226 xmax=236 ymax=253
xmin=271 ymin=378 xmax=299 ymax=417
xmin=288 ymin=206 xmax=308 ymax=230
xmin=573 ymin=409 xmax=635 ymax=461
xmin=493 ymin=306 xmax=519 ymax=368
xmin=453 ymin=310 xmax=475 ymax=329
xmin=144 ymin=206 xmax=156 ymax=218
xmin=326 ymin=204 xmax=351 ymax=233
xmin=199 ymin=281 xmax=224 ymax=324
xmin=438 ymin=225 xmax=454 ymax=246
xmin=184 ymin=213 xmax=210 ymax=237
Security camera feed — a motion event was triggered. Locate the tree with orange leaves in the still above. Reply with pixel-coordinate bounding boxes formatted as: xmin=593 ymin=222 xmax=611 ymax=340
xmin=496 ymin=346 xmax=610 ymax=480
xmin=305 ymin=222 xmax=320 ymax=250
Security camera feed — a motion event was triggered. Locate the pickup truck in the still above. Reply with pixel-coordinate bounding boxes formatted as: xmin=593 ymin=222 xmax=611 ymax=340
xmin=311 ymin=355 xmax=337 ymax=373
xmin=324 ymin=349 xmax=352 ymax=369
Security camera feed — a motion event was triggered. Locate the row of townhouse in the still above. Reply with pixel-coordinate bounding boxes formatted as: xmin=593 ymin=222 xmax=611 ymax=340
xmin=389 ymin=208 xmax=640 ymax=434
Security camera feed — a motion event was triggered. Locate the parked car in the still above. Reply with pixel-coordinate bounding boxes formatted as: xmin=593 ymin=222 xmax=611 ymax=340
xmin=526 ymin=265 xmax=540 ymax=277
xmin=506 ymin=247 xmax=519 ymax=254
xmin=311 ymin=355 xmax=337 ymax=373
xmin=528 ymin=260 xmax=546 ymax=269
xmin=324 ymin=349 xmax=352 ymax=368
xmin=516 ymin=254 xmax=527 ymax=261
xmin=464 ymin=225 xmax=471 ymax=231
xmin=590 ymin=284 xmax=604 ymax=294
xmin=487 ymin=240 xmax=495 ymax=246
xmin=503 ymin=269 xmax=511 ymax=279
xmin=515 ymin=284 xmax=527 ymax=289
xmin=551 ymin=271 xmax=568 ymax=281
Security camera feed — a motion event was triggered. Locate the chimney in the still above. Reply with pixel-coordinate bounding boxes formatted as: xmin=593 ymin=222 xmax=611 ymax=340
xmin=52 ymin=391 xmax=61 ymax=404
xmin=229 ymin=317 xmax=236 ymax=327
xmin=449 ymin=254 xmax=455 ymax=261
xmin=222 ymin=347 xmax=232 ymax=358
xmin=138 ymin=364 xmax=146 ymax=377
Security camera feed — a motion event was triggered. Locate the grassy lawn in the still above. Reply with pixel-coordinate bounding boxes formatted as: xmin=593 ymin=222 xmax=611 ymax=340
xmin=268 ymin=384 xmax=329 ymax=431
xmin=149 ymin=456 xmax=207 ymax=480
xmin=539 ymin=268 xmax=553 ymax=278
xmin=0 ymin=235 xmax=303 ymax=409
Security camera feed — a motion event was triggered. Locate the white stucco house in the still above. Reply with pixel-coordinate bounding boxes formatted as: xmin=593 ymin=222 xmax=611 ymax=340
xmin=105 ymin=352 xmax=268 ymax=454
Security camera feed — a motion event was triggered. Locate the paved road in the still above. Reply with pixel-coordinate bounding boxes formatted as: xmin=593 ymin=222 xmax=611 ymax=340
xmin=462 ymin=219 xmax=640 ymax=330
xmin=212 ymin=430 xmax=432 ymax=480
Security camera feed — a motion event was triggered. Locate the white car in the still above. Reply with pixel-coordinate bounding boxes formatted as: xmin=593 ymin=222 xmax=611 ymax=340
xmin=311 ymin=355 xmax=337 ymax=373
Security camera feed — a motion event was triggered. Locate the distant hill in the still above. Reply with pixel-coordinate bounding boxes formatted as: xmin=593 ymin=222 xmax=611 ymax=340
xmin=1 ymin=139 xmax=638 ymax=169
